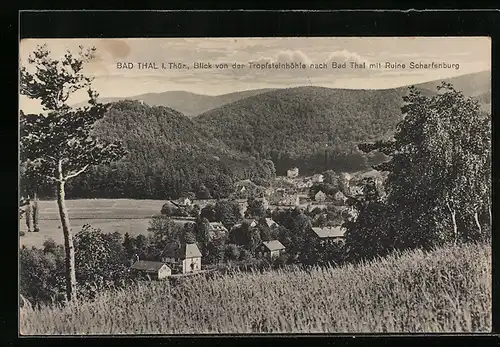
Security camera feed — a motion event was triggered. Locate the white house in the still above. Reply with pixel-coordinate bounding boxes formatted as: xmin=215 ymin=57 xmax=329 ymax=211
xmin=257 ymin=240 xmax=286 ymax=259
xmin=161 ymin=242 xmax=203 ymax=274
xmin=315 ymin=190 xmax=327 ymax=202
xmin=130 ymin=260 xmax=171 ymax=280
xmin=259 ymin=217 xmax=279 ymax=229
xmin=333 ymin=191 xmax=348 ymax=203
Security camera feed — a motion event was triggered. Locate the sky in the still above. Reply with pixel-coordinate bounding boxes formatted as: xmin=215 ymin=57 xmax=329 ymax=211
xmin=19 ymin=37 xmax=491 ymax=114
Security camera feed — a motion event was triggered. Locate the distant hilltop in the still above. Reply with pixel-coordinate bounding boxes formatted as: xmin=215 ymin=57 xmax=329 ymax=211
xmin=72 ymin=70 xmax=490 ymax=119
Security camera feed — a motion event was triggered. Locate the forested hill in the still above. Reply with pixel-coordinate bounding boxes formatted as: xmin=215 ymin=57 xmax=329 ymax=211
xmin=194 ymin=71 xmax=491 ymax=175
xmin=72 ymin=88 xmax=275 ymax=119
xmin=195 ymin=86 xmax=407 ymax=174
xmin=64 ymin=100 xmax=275 ymax=199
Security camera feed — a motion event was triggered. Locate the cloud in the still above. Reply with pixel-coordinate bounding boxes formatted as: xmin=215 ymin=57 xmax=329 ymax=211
xmin=250 ymin=49 xmax=313 ymax=65
xmin=325 ymin=50 xmax=369 ymax=65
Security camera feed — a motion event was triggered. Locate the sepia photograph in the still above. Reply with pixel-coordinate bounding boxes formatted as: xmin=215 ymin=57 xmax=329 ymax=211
xmin=18 ymin=36 xmax=491 ymax=335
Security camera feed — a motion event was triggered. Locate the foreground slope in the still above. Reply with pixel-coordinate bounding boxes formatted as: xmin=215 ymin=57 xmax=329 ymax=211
xmin=20 ymin=243 xmax=491 ymax=334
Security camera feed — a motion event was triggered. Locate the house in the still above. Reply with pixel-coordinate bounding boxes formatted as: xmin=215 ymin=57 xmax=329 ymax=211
xmin=245 ymin=219 xmax=258 ymax=228
xmin=178 ymin=198 xmax=192 ymax=206
xmin=333 ymin=191 xmax=348 ymax=203
xmin=287 ymin=167 xmax=299 ymax=178
xmin=349 ymin=185 xmax=363 ymax=197
xmin=314 ymin=190 xmax=327 ymax=202
xmin=209 ymin=222 xmax=229 ymax=234
xmin=161 ymin=242 xmax=203 ymax=274
xmin=312 ymin=174 xmax=324 ymax=183
xmin=311 ymin=226 xmax=346 ymax=244
xmin=232 ymin=219 xmax=257 ymax=231
xmin=130 ymin=260 xmax=171 ymax=280
xmin=259 ymin=217 xmax=279 ymax=229
xmin=269 ymin=191 xmax=300 ymax=206
xmin=257 ymin=240 xmax=286 ymax=259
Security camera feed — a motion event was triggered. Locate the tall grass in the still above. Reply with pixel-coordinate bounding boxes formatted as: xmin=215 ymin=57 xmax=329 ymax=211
xmin=20 ymin=242 xmax=491 ymax=334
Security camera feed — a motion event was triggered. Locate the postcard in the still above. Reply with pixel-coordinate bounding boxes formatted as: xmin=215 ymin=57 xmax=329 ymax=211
xmin=19 ymin=36 xmax=491 ymax=335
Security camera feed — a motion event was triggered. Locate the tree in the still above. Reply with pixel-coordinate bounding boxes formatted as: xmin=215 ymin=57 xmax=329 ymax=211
xmin=359 ymin=83 xmax=491 ymax=249
xmin=182 ymin=222 xmax=197 ymax=244
xmin=214 ymin=199 xmax=242 ymax=230
xmin=225 ymin=244 xmax=241 ymax=261
xmin=25 ymin=198 xmax=33 ymax=232
xmin=343 ymin=177 xmax=393 ymax=262
xmin=122 ymin=233 xmax=136 ymax=260
xmin=74 ymin=225 xmax=129 ymax=299
xmin=32 ymin=193 xmax=40 ymax=232
xmin=245 ymin=197 xmax=266 ymax=219
xmin=322 ymin=170 xmax=338 ymax=186
xmin=195 ymin=217 xmax=211 ymax=254
xmin=200 ymin=204 xmax=217 ymax=222
xmin=20 ymin=45 xmax=126 ymax=302
xmin=147 ymin=215 xmax=181 ymax=258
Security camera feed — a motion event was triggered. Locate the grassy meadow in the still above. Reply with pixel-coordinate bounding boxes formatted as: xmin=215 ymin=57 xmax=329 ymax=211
xmin=19 ymin=199 xmax=181 ymax=248
xmin=20 ymin=242 xmax=491 ymax=334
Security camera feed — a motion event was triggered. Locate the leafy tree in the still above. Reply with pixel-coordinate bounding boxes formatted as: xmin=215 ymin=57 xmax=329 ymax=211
xmin=214 ymin=199 xmax=242 ymax=230
xmin=196 ymin=184 xmax=212 ymax=199
xmin=20 ymin=246 xmax=65 ymax=305
xmin=182 ymin=222 xmax=197 ymax=244
xmin=322 ymin=170 xmax=338 ymax=186
xmin=245 ymin=197 xmax=266 ymax=219
xmin=74 ymin=225 xmax=129 ymax=300
xmin=122 ymin=233 xmax=136 ymax=260
xmin=133 ymin=234 xmax=149 ymax=259
xmin=359 ymin=83 xmax=491 ymax=250
xmin=258 ymin=224 xmax=272 ymax=242
xmin=147 ymin=215 xmax=182 ymax=258
xmin=20 ymin=45 xmax=126 ymax=301
xmin=343 ymin=177 xmax=393 ymax=262
xmin=225 ymin=243 xmax=241 ymax=261
xmin=200 ymin=204 xmax=217 ymax=222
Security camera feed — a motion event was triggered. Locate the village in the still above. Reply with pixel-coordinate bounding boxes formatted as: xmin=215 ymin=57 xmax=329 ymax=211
xmin=129 ymin=167 xmax=380 ymax=281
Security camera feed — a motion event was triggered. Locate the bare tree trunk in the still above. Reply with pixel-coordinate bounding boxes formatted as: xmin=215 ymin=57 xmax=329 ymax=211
xmin=25 ymin=197 xmax=32 ymax=232
xmin=473 ymin=211 xmax=482 ymax=236
xmin=446 ymin=201 xmax=458 ymax=244
xmin=488 ymin=204 xmax=492 ymax=228
xmin=57 ymin=167 xmax=77 ymax=302
xmin=33 ymin=191 xmax=39 ymax=232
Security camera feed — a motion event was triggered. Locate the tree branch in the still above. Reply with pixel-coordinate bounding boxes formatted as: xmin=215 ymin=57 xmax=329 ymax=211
xmin=64 ymin=164 xmax=89 ymax=180
xmin=44 ymin=175 xmax=61 ymax=183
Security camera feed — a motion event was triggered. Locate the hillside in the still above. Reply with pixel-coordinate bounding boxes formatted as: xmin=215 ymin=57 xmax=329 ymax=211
xmin=62 ymin=100 xmax=275 ymax=199
xmin=195 ymin=71 xmax=491 ymax=174
xmin=73 ymin=88 xmax=275 ymax=118
xmin=20 ymin=242 xmax=491 ymax=334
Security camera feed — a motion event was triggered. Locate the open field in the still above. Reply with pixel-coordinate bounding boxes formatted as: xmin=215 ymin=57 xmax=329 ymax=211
xmin=19 ymin=199 xmax=193 ymax=248
xmin=20 ymin=242 xmax=491 ymax=334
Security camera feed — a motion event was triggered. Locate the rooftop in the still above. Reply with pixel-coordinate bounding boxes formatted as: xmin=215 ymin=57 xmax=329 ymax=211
xmin=312 ymin=226 xmax=346 ymax=238
xmin=209 ymin=222 xmax=228 ymax=231
xmin=262 ymin=240 xmax=286 ymax=251
xmin=130 ymin=261 xmax=169 ymax=273
xmin=162 ymin=242 xmax=202 ymax=259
